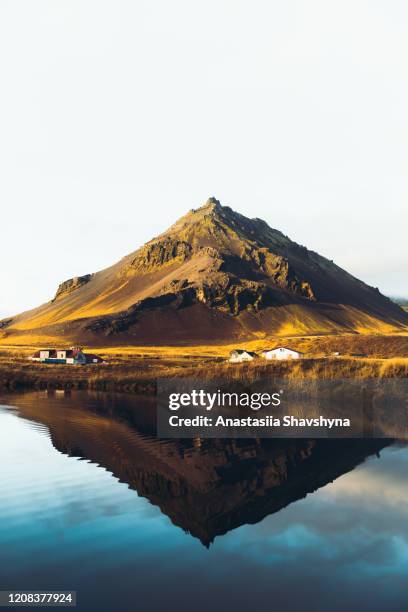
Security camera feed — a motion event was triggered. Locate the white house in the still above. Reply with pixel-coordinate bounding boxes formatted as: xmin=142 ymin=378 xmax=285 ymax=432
xmin=261 ymin=347 xmax=303 ymax=361
xmin=228 ymin=350 xmax=258 ymax=363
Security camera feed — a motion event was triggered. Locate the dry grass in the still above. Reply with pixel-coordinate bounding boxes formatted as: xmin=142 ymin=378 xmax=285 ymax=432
xmin=189 ymin=356 xmax=408 ymax=382
xmin=0 ymin=349 xmax=407 ymax=394
xmin=0 ymin=333 xmax=408 ymax=362
xmin=378 ymin=357 xmax=408 ymax=377
xmin=0 ymin=352 xmax=220 ymax=393
xmin=0 ymin=333 xmax=407 ymax=394
xmin=89 ymin=333 xmax=408 ymax=359
xmin=1 ymin=332 xmax=408 ymax=360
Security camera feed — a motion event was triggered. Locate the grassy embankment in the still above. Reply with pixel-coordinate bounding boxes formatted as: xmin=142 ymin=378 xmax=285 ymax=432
xmin=0 ymin=334 xmax=407 ymax=393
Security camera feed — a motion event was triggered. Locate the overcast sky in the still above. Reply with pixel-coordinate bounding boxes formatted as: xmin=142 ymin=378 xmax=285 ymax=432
xmin=1 ymin=1 xmax=407 ymax=318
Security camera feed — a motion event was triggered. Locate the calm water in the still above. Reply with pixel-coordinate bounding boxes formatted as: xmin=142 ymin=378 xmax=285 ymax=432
xmin=0 ymin=391 xmax=407 ymax=611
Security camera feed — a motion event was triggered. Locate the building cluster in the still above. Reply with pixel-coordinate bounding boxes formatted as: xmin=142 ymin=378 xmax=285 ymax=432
xmin=29 ymin=347 xmax=103 ymax=365
xmin=228 ymin=346 xmax=303 ymax=362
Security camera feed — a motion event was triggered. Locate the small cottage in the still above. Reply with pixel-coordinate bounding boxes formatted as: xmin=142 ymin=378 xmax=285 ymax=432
xmin=261 ymin=347 xmax=303 ymax=361
xmin=228 ymin=349 xmax=258 ymax=363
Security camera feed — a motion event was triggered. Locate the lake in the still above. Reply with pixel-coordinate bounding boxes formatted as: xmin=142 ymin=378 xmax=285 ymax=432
xmin=0 ymin=390 xmax=407 ymax=611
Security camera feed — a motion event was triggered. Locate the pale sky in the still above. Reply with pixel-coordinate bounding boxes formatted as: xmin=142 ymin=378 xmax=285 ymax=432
xmin=1 ymin=1 xmax=408 ymax=318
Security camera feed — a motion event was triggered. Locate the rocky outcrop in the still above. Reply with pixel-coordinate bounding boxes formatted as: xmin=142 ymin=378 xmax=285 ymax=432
xmin=128 ymin=239 xmax=193 ymax=272
xmin=53 ymin=274 xmax=93 ymax=301
xmin=193 ymin=279 xmax=275 ymax=314
xmin=225 ymin=247 xmax=316 ymax=300
xmin=84 ymin=282 xmax=273 ymax=335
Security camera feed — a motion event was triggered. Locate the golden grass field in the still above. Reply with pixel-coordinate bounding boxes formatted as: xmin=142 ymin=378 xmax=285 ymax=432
xmin=0 ymin=333 xmax=407 ymax=393
xmin=1 ymin=330 xmax=408 ymax=358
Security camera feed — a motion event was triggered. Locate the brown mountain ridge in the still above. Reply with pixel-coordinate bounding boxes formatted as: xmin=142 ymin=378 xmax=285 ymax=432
xmin=2 ymin=198 xmax=407 ymax=345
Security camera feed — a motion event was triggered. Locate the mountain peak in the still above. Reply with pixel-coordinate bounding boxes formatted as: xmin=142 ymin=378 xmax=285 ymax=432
xmin=3 ymin=198 xmax=407 ymax=344
xmin=203 ymin=196 xmax=222 ymax=209
xmin=189 ymin=197 xmax=223 ymax=217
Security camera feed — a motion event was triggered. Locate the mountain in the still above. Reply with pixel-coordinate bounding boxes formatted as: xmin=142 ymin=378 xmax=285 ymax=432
xmin=2 ymin=198 xmax=407 ymax=345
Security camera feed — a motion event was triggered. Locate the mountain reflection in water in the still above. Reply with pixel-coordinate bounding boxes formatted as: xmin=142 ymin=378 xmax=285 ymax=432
xmin=0 ymin=390 xmax=390 ymax=546
xmin=1 ymin=390 xmax=407 ymax=612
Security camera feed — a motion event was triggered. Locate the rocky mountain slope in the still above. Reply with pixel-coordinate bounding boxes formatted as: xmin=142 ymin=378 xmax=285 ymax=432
xmin=1 ymin=198 xmax=407 ymax=345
